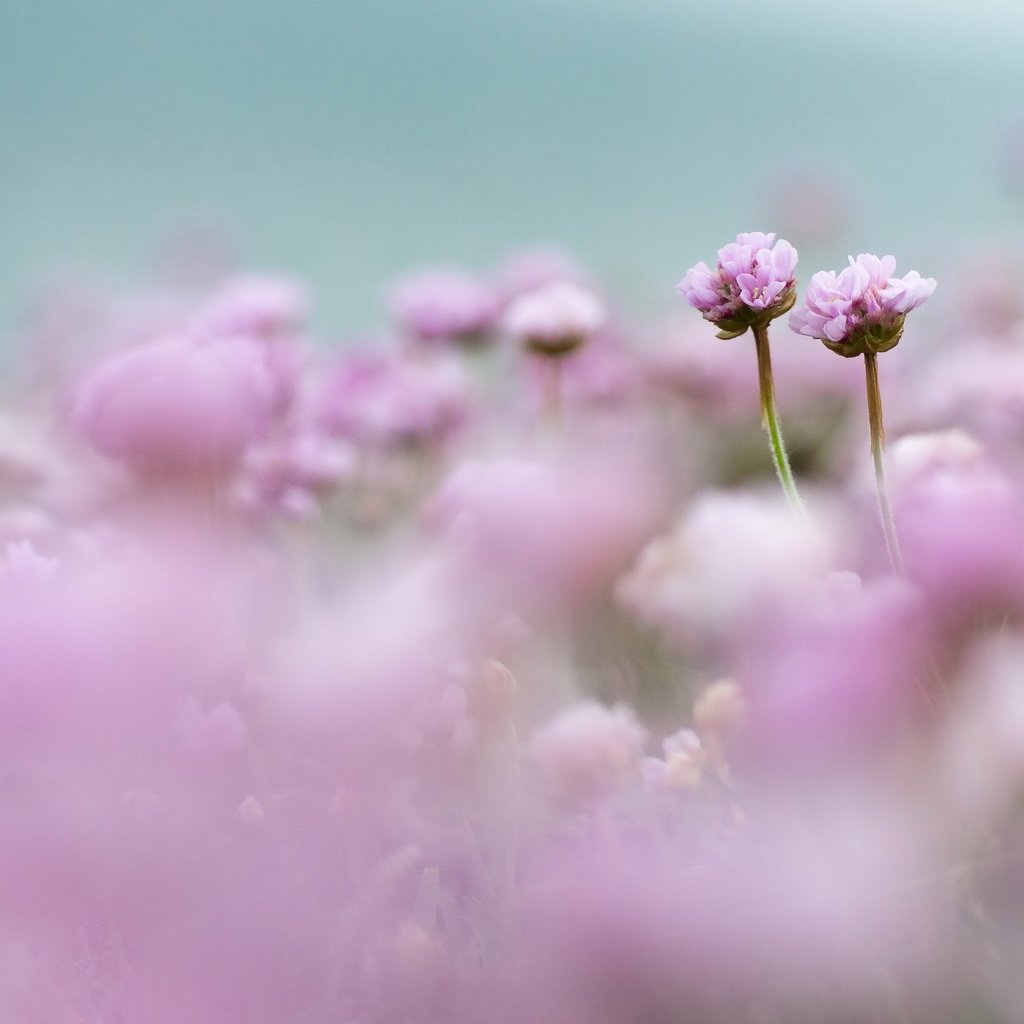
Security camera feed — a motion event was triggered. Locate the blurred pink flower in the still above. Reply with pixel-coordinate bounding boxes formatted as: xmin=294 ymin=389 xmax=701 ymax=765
xmin=424 ymin=452 xmax=661 ymax=615
xmin=529 ymin=701 xmax=646 ymax=803
xmin=191 ymin=273 xmax=310 ymax=341
xmin=233 ymin=428 xmax=356 ymax=521
xmin=317 ymin=348 xmax=470 ymax=447
xmin=520 ymin=794 xmax=945 ymax=1024
xmin=389 ymin=268 xmax=502 ymax=343
xmin=880 ymin=430 xmax=1024 ymax=619
xmin=739 ymin=572 xmax=928 ymax=775
xmin=72 ymin=335 xmax=275 ymax=479
xmin=503 ymin=281 xmax=607 ymax=355
xmin=618 ymin=489 xmax=839 ymax=648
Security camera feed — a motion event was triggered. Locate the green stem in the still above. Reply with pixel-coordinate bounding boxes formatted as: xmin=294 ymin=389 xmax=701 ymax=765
xmin=751 ymin=324 xmax=805 ymax=516
xmin=864 ymin=351 xmax=905 ymax=576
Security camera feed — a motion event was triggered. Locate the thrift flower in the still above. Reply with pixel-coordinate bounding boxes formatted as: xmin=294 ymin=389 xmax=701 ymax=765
xmin=676 ymin=232 xmax=805 ymax=513
xmin=389 ymin=268 xmax=501 ymax=344
xmin=676 ymin=231 xmax=798 ymax=339
xmin=316 ymin=349 xmax=470 ymax=448
xmin=790 ymin=253 xmax=936 ymax=573
xmin=789 ymin=253 xmax=936 ymax=357
xmin=502 ymin=280 xmax=607 ymax=356
xmin=72 ymin=335 xmax=275 ymax=479
xmin=191 ymin=274 xmax=310 ymax=341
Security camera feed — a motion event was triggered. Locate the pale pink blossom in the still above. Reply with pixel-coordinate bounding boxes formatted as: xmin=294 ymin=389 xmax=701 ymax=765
xmin=389 ymin=268 xmax=502 ymax=343
xmin=233 ymin=429 xmax=356 ymax=521
xmin=72 ymin=335 xmax=275 ymax=478
xmin=191 ymin=273 xmax=309 ymax=340
xmin=317 ymin=349 xmax=470 ymax=447
xmin=880 ymin=430 xmax=1024 ymax=616
xmin=789 ymin=253 xmax=935 ymax=355
xmin=529 ymin=701 xmax=646 ymax=803
xmin=502 ymin=281 xmax=607 ymax=354
xmin=424 ymin=452 xmax=662 ymax=614
xmin=677 ymin=231 xmax=798 ymax=336
xmin=617 ymin=490 xmax=839 ymax=647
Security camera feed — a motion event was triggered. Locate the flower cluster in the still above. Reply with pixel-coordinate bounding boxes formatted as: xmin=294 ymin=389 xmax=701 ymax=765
xmin=790 ymin=253 xmax=937 ymax=356
xmin=502 ymin=280 xmax=607 ymax=355
xmin=676 ymin=231 xmax=798 ymax=338
xmin=389 ymin=268 xmax=502 ymax=344
xmin=8 ymin=233 xmax=1024 ymax=1024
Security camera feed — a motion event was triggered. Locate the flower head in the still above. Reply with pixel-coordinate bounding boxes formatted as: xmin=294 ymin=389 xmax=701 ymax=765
xmin=72 ymin=335 xmax=275 ymax=479
xmin=502 ymin=280 xmax=607 ymax=355
xmin=316 ymin=349 xmax=470 ymax=447
xmin=389 ymin=268 xmax=501 ymax=344
xmin=676 ymin=232 xmax=798 ymax=338
xmin=789 ymin=253 xmax=936 ymax=357
xmin=192 ymin=274 xmax=310 ymax=341
xmin=529 ymin=701 xmax=646 ymax=803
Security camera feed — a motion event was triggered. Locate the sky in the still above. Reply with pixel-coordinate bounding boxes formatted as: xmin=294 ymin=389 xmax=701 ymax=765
xmin=2 ymin=0 xmax=1022 ymax=335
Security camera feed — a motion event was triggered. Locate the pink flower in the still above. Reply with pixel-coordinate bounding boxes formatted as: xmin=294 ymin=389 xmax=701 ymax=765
xmin=617 ymin=490 xmax=838 ymax=648
xmin=529 ymin=701 xmax=646 ymax=803
xmin=316 ymin=349 xmax=470 ymax=447
xmin=72 ymin=335 xmax=275 ymax=479
xmin=424 ymin=453 xmax=662 ymax=615
xmin=191 ymin=274 xmax=309 ymax=341
xmin=502 ymin=280 xmax=607 ymax=355
xmin=676 ymin=231 xmax=798 ymax=338
xmin=789 ymin=253 xmax=936 ymax=356
xmin=233 ymin=428 xmax=356 ymax=521
xmin=881 ymin=430 xmax=1024 ymax=620
xmin=389 ymin=268 xmax=501 ymax=343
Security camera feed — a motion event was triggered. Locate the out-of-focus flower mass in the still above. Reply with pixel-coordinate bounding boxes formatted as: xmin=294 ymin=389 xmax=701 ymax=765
xmin=5 ymin=196 xmax=1024 ymax=1024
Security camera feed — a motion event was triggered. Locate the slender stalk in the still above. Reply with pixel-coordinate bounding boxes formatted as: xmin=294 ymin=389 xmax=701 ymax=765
xmin=864 ymin=351 xmax=905 ymax=576
xmin=540 ymin=355 xmax=563 ymax=425
xmin=751 ymin=324 xmax=805 ymax=516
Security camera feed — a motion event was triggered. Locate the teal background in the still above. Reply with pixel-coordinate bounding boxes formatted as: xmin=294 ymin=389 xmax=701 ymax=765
xmin=2 ymin=0 xmax=1021 ymax=334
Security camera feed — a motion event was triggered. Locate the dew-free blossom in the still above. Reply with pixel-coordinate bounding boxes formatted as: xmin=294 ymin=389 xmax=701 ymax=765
xmin=676 ymin=231 xmax=798 ymax=338
xmin=389 ymin=268 xmax=502 ymax=344
xmin=191 ymin=273 xmax=310 ymax=341
xmin=789 ymin=253 xmax=936 ymax=356
xmin=502 ymin=280 xmax=607 ymax=355
xmin=72 ymin=334 xmax=275 ymax=478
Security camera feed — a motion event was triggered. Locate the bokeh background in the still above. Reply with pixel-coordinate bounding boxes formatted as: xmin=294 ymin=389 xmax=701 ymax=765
xmin=3 ymin=0 xmax=1022 ymax=334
